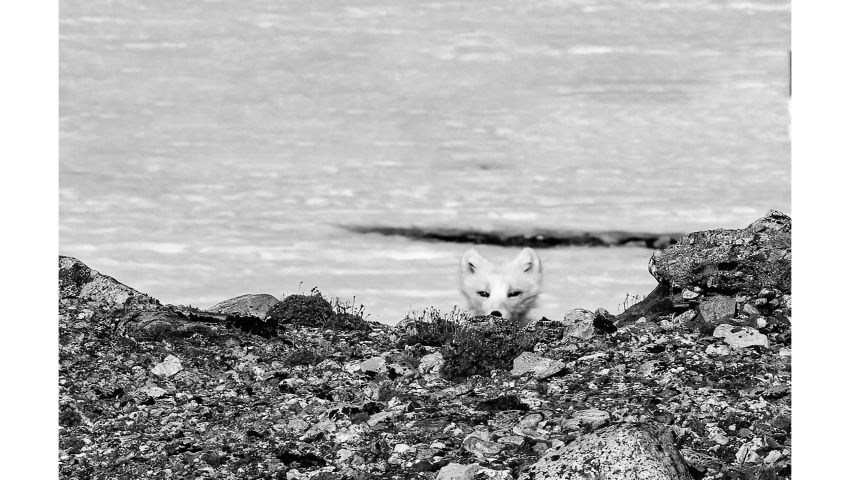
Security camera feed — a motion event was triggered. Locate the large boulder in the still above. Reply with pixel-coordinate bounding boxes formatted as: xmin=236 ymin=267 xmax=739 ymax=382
xmin=59 ymin=256 xmax=159 ymax=308
xmin=208 ymin=294 xmax=280 ymax=318
xmin=518 ymin=422 xmax=693 ymax=480
xmin=648 ymin=210 xmax=791 ymax=295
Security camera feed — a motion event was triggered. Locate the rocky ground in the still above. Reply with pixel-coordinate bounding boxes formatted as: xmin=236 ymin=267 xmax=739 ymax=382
xmin=58 ymin=212 xmax=791 ymax=480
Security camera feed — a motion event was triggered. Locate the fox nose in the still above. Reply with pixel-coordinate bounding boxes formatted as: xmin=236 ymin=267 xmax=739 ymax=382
xmin=490 ymin=311 xmax=502 ymax=317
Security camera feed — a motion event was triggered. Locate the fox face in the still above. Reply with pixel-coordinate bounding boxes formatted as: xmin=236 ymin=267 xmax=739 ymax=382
xmin=459 ymin=247 xmax=543 ymax=323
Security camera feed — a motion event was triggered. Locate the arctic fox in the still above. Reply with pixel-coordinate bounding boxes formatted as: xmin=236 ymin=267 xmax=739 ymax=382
xmin=459 ymin=247 xmax=543 ymax=323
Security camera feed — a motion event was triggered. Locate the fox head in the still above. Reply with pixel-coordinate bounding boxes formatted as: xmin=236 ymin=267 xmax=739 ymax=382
xmin=459 ymin=247 xmax=543 ymax=322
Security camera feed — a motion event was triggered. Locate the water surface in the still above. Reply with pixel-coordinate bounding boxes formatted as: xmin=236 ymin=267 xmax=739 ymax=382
xmin=59 ymin=0 xmax=791 ymax=323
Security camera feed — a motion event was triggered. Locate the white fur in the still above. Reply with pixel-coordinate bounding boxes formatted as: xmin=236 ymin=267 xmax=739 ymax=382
xmin=459 ymin=247 xmax=543 ymax=323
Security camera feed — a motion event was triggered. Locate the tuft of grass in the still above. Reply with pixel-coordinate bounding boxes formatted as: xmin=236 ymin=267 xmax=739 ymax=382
xmin=396 ymin=306 xmax=467 ymax=348
xmin=281 ymin=346 xmax=327 ymax=367
xmin=618 ymin=292 xmax=647 ymax=314
xmin=395 ymin=307 xmax=541 ymax=381
xmin=440 ymin=318 xmax=539 ymax=381
xmin=270 ymin=288 xmax=372 ymax=332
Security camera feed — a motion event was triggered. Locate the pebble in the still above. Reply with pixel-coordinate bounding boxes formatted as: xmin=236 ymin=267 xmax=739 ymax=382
xmin=393 ymin=443 xmax=410 ymax=454
xmin=138 ymin=386 xmax=167 ymax=398
xmin=713 ymin=324 xmax=770 ymax=349
xmin=436 ymin=463 xmax=480 ymax=480
xmin=561 ymin=409 xmax=611 ymax=432
xmin=577 ymin=352 xmax=606 ymax=363
xmin=418 ymin=352 xmax=444 ymax=374
xmin=462 ymin=436 xmax=504 ymax=457
xmin=519 ymin=413 xmax=544 ymax=429
xmin=705 ymin=344 xmax=732 ymax=356
xmin=511 ymin=352 xmax=565 ymax=380
xmin=360 ymin=356 xmax=387 ymax=374
xmin=683 ymin=290 xmax=700 ymax=300
xmin=763 ymin=450 xmax=784 ymax=465
xmin=151 ymin=355 xmax=182 ymax=378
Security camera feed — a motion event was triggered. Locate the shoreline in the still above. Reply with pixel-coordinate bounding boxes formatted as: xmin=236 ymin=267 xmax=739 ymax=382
xmin=340 ymin=225 xmax=683 ymax=249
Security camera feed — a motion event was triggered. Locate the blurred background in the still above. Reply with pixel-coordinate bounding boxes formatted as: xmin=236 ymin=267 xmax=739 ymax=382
xmin=59 ymin=0 xmax=791 ymax=324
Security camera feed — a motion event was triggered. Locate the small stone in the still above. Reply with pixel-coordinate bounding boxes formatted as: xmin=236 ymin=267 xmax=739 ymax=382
xmin=705 ymin=344 xmax=732 ymax=356
xmin=436 ymin=462 xmax=481 ymax=480
xmin=562 ymin=309 xmax=596 ymax=339
xmin=151 ymin=355 xmax=183 ymax=378
xmin=673 ymin=310 xmax=697 ymax=323
xmin=763 ymin=450 xmax=784 ymax=465
xmin=779 ymin=347 xmax=791 ymax=357
xmin=711 ymin=433 xmax=730 ymax=445
xmin=713 ymin=324 xmax=770 ymax=349
xmin=561 ymin=409 xmax=611 ymax=432
xmin=519 ymin=413 xmax=544 ymax=429
xmin=741 ymin=303 xmax=760 ymax=316
xmin=388 ymin=363 xmax=416 ymax=378
xmin=682 ymin=289 xmax=700 ymax=300
xmin=463 ymin=436 xmax=504 ymax=458
xmin=337 ymin=449 xmax=353 ymax=462
xmin=287 ymin=418 xmax=311 ymax=432
xmin=513 ymin=426 xmax=549 ymax=442
xmin=138 ymin=386 xmax=167 ymax=398
xmin=511 ymin=352 xmax=565 ymax=380
xmin=367 ymin=411 xmax=398 ymax=428
xmin=577 ymin=352 xmax=606 ymax=363
xmin=477 ymin=468 xmax=512 ymax=480
xmin=393 ymin=444 xmax=411 ymax=454
xmin=532 ymin=442 xmax=549 ymax=455
xmin=699 ymin=295 xmax=736 ymax=323
xmin=360 ymin=356 xmax=387 ymax=374
xmin=497 ymin=435 xmax=526 ymax=446
xmin=736 ymin=443 xmax=762 ymax=464
xmin=418 ymin=352 xmax=444 ymax=374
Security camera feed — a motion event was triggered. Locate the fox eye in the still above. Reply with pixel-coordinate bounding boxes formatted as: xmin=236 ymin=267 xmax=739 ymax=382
xmin=508 ymin=291 xmax=522 ymax=298
xmin=477 ymin=291 xmax=490 ymax=298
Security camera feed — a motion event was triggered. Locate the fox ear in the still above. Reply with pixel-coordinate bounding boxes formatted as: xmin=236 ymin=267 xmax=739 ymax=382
xmin=514 ymin=248 xmax=542 ymax=276
xmin=461 ymin=249 xmax=487 ymax=275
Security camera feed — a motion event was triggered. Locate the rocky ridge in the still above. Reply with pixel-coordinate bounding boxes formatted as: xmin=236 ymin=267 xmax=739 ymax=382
xmin=58 ymin=211 xmax=791 ymax=480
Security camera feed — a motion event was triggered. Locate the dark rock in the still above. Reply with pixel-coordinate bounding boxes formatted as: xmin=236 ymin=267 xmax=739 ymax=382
xmin=648 ymin=210 xmax=791 ymax=295
xmin=115 ymin=309 xmax=216 ymax=341
xmin=593 ymin=309 xmax=618 ymax=334
xmin=59 ymin=256 xmax=160 ymax=308
xmin=276 ymin=450 xmax=327 ymax=468
xmin=475 ymin=395 xmax=530 ymax=412
xmin=518 ymin=422 xmax=694 ymax=480
xmin=228 ymin=314 xmax=278 ymax=338
xmin=208 ymin=294 xmax=280 ymax=318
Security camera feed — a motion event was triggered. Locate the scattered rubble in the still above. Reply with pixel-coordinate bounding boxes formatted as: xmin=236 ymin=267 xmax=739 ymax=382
xmin=58 ymin=211 xmax=792 ymax=480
